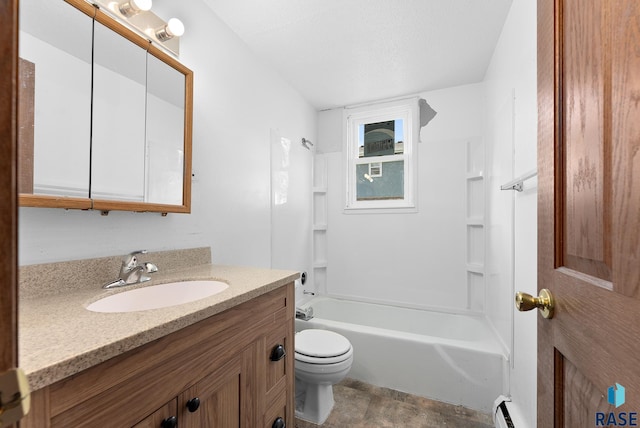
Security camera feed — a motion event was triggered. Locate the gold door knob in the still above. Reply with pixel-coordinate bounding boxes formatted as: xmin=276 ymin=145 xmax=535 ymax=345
xmin=515 ymin=289 xmax=555 ymax=319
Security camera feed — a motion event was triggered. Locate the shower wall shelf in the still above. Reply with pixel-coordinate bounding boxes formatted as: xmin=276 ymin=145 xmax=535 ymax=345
xmin=312 ymin=156 xmax=329 ymax=293
xmin=466 ymin=263 xmax=485 ymax=274
xmin=465 ymin=138 xmax=485 ymax=312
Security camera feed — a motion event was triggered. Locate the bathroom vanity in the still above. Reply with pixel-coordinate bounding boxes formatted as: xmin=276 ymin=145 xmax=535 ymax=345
xmin=18 ymin=250 xmax=296 ymax=428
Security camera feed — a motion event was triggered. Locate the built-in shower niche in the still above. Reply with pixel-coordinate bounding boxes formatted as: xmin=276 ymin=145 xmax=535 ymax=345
xmin=467 ymin=271 xmax=485 ymax=311
xmin=465 ymin=138 xmax=485 ymax=312
xmin=466 ymin=136 xmax=484 ymax=176
xmin=313 ymin=229 xmax=327 ymax=267
xmin=313 ymin=193 xmax=327 ymax=228
xmin=466 ymin=225 xmax=485 ymax=266
xmin=466 ymin=178 xmax=484 ymax=222
xmin=312 ymin=155 xmax=328 ymax=293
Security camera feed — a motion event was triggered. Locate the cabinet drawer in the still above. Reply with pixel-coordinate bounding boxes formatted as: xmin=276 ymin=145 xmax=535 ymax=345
xmin=264 ymin=321 xmax=291 ymax=396
xmin=263 ymin=388 xmax=288 ymax=428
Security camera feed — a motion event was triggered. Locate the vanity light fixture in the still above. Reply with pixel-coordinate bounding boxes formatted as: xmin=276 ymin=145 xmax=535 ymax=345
xmin=154 ymin=18 xmax=185 ymax=41
xmin=94 ymin=0 xmax=184 ymax=56
xmin=117 ymin=0 xmax=152 ymax=17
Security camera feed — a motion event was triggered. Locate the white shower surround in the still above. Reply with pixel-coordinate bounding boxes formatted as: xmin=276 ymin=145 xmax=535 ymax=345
xmin=296 ymin=296 xmax=505 ymax=413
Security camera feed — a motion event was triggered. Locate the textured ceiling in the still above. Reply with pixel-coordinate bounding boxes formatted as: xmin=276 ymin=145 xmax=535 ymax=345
xmin=204 ymin=0 xmax=513 ymax=110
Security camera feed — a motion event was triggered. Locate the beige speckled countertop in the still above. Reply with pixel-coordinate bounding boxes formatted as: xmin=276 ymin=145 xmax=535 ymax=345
xmin=19 ymin=251 xmax=298 ymax=391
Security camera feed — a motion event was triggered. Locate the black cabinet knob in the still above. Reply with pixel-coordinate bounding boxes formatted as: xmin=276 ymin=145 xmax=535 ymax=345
xmin=186 ymin=397 xmax=201 ymax=412
xmin=270 ymin=344 xmax=286 ymax=362
xmin=272 ymin=416 xmax=286 ymax=428
xmin=161 ymin=416 xmax=177 ymax=428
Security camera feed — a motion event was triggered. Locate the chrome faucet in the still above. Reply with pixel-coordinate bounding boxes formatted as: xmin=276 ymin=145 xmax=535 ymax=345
xmin=103 ymin=250 xmax=158 ymax=289
xmin=296 ymin=306 xmax=314 ymax=321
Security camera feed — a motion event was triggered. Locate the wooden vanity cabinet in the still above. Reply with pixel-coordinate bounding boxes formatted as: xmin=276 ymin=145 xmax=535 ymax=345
xmin=20 ymin=283 xmax=294 ymax=428
xmin=135 ymin=354 xmax=245 ymax=428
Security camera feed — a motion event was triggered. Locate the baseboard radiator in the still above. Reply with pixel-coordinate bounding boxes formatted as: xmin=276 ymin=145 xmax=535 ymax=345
xmin=494 ymin=396 xmax=516 ymax=428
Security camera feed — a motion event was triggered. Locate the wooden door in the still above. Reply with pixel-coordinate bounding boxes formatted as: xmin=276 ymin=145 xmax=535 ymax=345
xmin=179 ymin=357 xmax=243 ymax=428
xmin=538 ymin=0 xmax=640 ymax=426
xmin=0 ymin=0 xmax=19 ymax=427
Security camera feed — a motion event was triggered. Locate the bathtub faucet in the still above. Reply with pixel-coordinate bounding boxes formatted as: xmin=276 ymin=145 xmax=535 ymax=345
xmin=296 ymin=306 xmax=314 ymax=321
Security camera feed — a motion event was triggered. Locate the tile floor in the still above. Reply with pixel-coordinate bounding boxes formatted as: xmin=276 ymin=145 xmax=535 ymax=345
xmin=294 ymin=378 xmax=494 ymax=428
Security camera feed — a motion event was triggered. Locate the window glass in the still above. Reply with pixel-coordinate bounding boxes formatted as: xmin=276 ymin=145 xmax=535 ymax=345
xmin=357 ymin=160 xmax=403 ymax=200
xmin=345 ymin=99 xmax=418 ymax=212
xmin=358 ymin=119 xmax=404 ymax=158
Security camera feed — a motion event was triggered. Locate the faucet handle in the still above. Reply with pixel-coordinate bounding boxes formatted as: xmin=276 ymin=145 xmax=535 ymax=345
xmin=122 ymin=250 xmax=147 ymax=269
xmin=142 ymin=262 xmax=158 ymax=273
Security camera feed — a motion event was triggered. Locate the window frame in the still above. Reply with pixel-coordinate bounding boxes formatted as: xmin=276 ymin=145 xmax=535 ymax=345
xmin=343 ymin=98 xmax=419 ymax=213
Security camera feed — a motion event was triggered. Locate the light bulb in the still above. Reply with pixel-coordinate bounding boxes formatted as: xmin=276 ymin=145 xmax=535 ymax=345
xmin=155 ymin=18 xmax=185 ymax=41
xmin=166 ymin=18 xmax=185 ymax=37
xmin=119 ymin=0 xmax=152 ymax=17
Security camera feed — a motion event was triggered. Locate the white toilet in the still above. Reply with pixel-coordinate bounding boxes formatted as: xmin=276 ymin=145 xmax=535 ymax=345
xmin=294 ymin=329 xmax=354 ymax=424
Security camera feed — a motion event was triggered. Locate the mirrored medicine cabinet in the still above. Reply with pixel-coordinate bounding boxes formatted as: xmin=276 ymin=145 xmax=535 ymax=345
xmin=18 ymin=0 xmax=193 ymax=214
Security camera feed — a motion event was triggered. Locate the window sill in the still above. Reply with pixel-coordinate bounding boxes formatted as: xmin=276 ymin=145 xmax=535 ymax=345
xmin=343 ymin=205 xmax=418 ymax=215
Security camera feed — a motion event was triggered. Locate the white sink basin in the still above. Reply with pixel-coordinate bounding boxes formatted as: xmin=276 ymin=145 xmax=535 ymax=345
xmin=86 ymin=280 xmax=229 ymax=313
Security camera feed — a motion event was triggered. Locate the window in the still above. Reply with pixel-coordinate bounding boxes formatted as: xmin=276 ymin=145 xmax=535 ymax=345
xmin=369 ymin=162 xmax=382 ymax=178
xmin=344 ymin=98 xmax=419 ymax=212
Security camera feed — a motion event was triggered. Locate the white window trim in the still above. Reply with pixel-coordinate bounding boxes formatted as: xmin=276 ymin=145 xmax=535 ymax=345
xmin=343 ymin=98 xmax=419 ymax=213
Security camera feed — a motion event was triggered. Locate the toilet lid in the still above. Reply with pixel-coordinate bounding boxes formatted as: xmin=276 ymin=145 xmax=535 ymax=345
xmin=295 ymin=329 xmax=351 ymax=358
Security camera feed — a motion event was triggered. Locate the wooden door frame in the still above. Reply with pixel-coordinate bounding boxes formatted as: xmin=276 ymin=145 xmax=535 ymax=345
xmin=537 ymin=0 xmax=556 ymax=425
xmin=0 ymin=0 xmax=19 ymax=377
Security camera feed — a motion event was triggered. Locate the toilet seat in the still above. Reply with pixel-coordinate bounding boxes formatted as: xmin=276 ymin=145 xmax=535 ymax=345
xmin=295 ymin=329 xmax=353 ymax=364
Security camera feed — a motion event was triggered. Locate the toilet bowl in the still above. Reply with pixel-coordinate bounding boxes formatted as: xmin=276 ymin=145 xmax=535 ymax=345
xmin=294 ymin=329 xmax=354 ymax=424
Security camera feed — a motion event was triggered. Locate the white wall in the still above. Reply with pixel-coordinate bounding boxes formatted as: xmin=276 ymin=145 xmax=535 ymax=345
xmin=484 ymin=0 xmax=538 ymax=425
xmin=18 ymin=0 xmax=316 ymax=272
xmin=316 ymin=83 xmax=484 ymax=311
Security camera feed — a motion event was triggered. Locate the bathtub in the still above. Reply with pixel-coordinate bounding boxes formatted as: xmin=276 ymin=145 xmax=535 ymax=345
xmin=295 ymin=296 xmax=506 ymax=413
